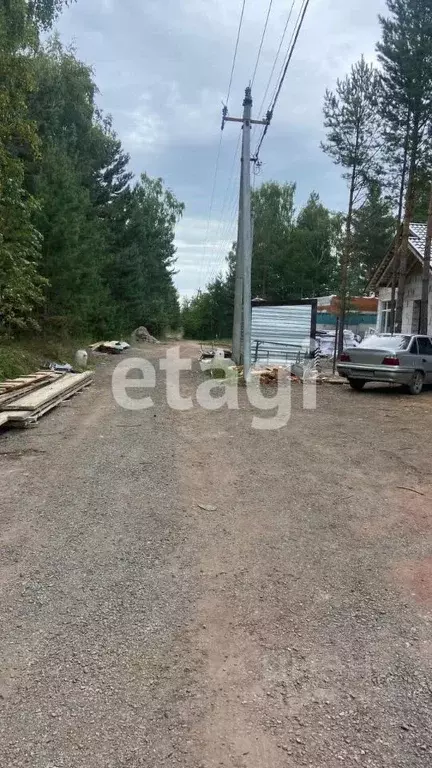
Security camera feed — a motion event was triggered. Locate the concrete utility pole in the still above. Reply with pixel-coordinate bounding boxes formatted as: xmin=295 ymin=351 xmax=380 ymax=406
xmin=240 ymin=87 xmax=252 ymax=379
xmin=232 ymin=162 xmax=244 ymax=364
xmin=420 ymin=180 xmax=432 ymax=334
xmin=223 ymin=87 xmax=267 ymax=378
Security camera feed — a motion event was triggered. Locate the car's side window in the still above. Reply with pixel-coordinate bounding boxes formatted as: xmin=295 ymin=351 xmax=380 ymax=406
xmin=417 ymin=337 xmax=432 ymax=355
xmin=410 ymin=338 xmax=419 ymax=354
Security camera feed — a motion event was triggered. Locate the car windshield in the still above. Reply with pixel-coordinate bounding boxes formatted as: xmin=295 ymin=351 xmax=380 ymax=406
xmin=358 ymin=335 xmax=411 ymax=350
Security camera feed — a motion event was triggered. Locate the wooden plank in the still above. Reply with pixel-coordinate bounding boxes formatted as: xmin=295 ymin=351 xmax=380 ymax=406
xmin=7 ymin=379 xmax=93 ymax=422
xmin=0 ymin=374 xmax=59 ymax=407
xmin=6 ymin=377 xmax=92 ymax=416
xmin=0 ymin=413 xmax=10 ymax=428
xmin=0 ymin=372 xmax=54 ymax=394
xmin=2 ymin=372 xmax=93 ymax=412
xmin=0 ymin=372 xmax=51 ymax=386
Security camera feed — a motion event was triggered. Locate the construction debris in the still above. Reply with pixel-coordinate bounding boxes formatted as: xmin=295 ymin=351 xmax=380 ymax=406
xmin=90 ymin=340 xmax=130 ymax=354
xmin=75 ymin=350 xmax=89 ymax=369
xmin=249 ymin=366 xmax=300 ymax=385
xmin=0 ymin=371 xmax=93 ymax=429
xmin=132 ymin=326 xmax=159 ymax=344
xmin=45 ymin=362 xmax=74 ymax=373
xmin=0 ymin=372 xmax=56 ymax=401
xmin=200 ymin=347 xmax=232 ymax=361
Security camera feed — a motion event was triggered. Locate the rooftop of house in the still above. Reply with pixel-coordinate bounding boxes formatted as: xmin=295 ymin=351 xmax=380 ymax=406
xmin=367 ymin=223 xmax=429 ymax=291
xmin=409 ymin=223 xmax=428 ymax=256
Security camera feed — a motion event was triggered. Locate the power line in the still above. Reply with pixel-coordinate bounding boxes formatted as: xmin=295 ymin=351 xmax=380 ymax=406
xmin=251 ymin=0 xmax=274 ymax=87
xmin=198 ymin=130 xmax=224 ymax=290
xmin=201 ymin=132 xmax=242 ymax=287
xmin=251 ymin=0 xmax=297 ymax=149
xmin=200 ymin=1 xmax=246 ymax=288
xmin=256 ymin=0 xmax=296 ymax=119
xmin=254 ymin=0 xmax=311 ymax=159
xmin=226 ymin=0 xmax=247 ymax=106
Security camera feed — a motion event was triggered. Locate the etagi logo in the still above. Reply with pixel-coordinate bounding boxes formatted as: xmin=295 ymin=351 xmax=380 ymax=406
xmin=112 ymin=347 xmax=317 ymax=431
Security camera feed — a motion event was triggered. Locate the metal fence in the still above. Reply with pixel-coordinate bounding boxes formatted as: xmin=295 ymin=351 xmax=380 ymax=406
xmin=251 ymin=303 xmax=316 ymax=365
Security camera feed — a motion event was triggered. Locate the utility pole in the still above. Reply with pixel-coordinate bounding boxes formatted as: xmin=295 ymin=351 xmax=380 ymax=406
xmin=240 ymin=87 xmax=252 ymax=379
xmin=223 ymin=87 xmax=268 ymax=377
xmin=232 ymin=162 xmax=244 ymax=363
xmin=420 ymin=180 xmax=432 ymax=334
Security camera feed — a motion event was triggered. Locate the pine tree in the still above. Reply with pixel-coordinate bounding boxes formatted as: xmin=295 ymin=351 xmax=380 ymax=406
xmin=377 ymin=0 xmax=432 ymax=331
xmin=351 ymin=182 xmax=395 ymax=288
xmin=322 ymin=56 xmax=382 ymax=352
xmin=107 ymin=175 xmax=184 ymax=336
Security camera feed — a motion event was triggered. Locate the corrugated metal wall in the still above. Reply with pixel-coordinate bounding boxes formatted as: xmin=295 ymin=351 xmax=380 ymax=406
xmin=251 ymin=305 xmax=313 ymax=365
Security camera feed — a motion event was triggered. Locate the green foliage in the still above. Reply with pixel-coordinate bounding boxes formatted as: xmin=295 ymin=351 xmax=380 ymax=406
xmin=252 ymin=184 xmax=339 ymax=301
xmin=0 ymin=5 xmax=183 ymax=339
xmin=182 ymin=185 xmax=339 ymax=340
xmin=0 ymin=0 xmax=45 ymax=330
xmin=322 ymin=57 xmax=383 ymax=193
xmin=351 ymin=182 xmax=396 ymax=289
xmin=252 ymin=181 xmax=296 ymax=299
xmin=182 ymin=268 xmax=235 ymax=341
xmin=27 ymin=1 xmax=74 ymax=30
xmin=378 ymin=0 xmax=432 ymax=142
xmin=322 ymin=56 xmax=385 ymax=349
xmin=377 ymin=0 xmax=432 ymax=330
xmin=0 ymin=335 xmax=88 ymax=380
xmin=107 ymin=174 xmax=183 ymax=337
xmin=287 ymin=193 xmax=339 ymax=299
xmin=377 ymin=0 xmax=432 ymax=205
xmin=0 ymin=168 xmax=47 ymax=330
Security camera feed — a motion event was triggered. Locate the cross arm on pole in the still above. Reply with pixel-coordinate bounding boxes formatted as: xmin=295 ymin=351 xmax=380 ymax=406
xmin=223 ymin=116 xmax=268 ymax=126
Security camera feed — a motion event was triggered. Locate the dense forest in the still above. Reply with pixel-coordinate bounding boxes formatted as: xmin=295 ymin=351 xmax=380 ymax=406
xmin=183 ymin=0 xmax=432 ymax=342
xmin=3 ymin=0 xmax=432 ymax=345
xmin=0 ymin=1 xmax=182 ymax=338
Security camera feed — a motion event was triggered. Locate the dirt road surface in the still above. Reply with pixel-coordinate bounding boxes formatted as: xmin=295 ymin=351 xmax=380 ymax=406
xmin=0 ymin=343 xmax=431 ymax=767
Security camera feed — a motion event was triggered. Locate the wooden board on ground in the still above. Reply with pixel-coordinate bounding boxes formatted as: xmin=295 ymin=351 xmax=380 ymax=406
xmin=0 ymin=372 xmax=54 ymax=394
xmin=2 ymin=372 xmax=93 ymax=412
xmin=0 ymin=373 xmax=60 ymax=407
xmin=5 ymin=378 xmax=93 ymax=427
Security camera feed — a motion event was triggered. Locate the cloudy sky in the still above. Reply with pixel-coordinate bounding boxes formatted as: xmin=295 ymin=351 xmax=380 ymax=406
xmin=56 ymin=0 xmax=388 ymax=297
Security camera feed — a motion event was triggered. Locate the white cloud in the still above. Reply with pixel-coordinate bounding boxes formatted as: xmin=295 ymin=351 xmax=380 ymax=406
xmin=174 ymin=216 xmax=235 ymax=294
xmin=57 ymin=0 xmax=390 ymax=294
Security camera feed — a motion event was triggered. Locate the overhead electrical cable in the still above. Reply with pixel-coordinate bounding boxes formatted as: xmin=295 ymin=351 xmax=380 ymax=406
xmin=226 ymin=0 xmax=247 ymax=105
xmin=251 ymin=0 xmax=274 ymax=87
xmin=198 ymin=130 xmax=224 ymax=290
xmin=254 ymin=0 xmax=311 ymax=159
xmin=256 ymin=0 xmax=296 ymax=119
xmin=202 ymin=132 xmax=242 ymax=287
xmin=200 ymin=1 xmax=246 ymax=290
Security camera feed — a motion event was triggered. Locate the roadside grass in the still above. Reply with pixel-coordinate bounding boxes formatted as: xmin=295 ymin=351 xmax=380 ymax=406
xmin=0 ymin=337 xmax=91 ymax=381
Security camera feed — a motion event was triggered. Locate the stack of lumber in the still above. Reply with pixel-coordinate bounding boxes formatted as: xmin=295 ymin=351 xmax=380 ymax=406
xmin=0 ymin=371 xmax=93 ymax=429
xmin=0 ymin=371 xmax=58 ymax=403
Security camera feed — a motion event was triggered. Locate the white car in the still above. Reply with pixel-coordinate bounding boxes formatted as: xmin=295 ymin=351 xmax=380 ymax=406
xmin=337 ymin=334 xmax=432 ymax=395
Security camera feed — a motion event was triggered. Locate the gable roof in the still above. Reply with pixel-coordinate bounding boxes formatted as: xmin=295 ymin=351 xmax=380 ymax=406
xmin=367 ymin=223 xmax=428 ymax=291
xmin=409 ymin=223 xmax=427 ymax=255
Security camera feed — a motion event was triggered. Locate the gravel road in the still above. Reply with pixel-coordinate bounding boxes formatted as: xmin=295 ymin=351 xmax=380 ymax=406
xmin=0 ymin=343 xmax=431 ymax=767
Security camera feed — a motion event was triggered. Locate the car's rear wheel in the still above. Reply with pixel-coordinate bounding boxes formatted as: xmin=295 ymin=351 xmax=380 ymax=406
xmin=407 ymin=370 xmax=424 ymax=395
xmin=348 ymin=378 xmax=366 ymax=391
